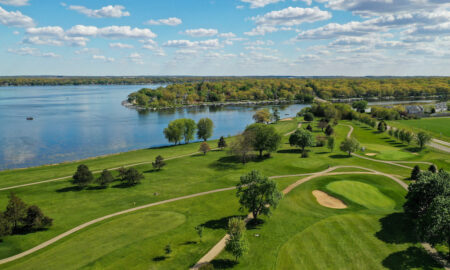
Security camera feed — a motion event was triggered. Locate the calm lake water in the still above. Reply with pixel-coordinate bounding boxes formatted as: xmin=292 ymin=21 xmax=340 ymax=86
xmin=0 ymin=85 xmax=308 ymax=170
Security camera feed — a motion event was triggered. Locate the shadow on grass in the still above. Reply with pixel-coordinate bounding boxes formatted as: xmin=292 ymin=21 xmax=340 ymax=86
xmin=13 ymin=227 xmax=49 ymax=236
xmin=211 ymin=259 xmax=238 ymax=269
xmin=376 ymin=213 xmax=416 ymax=244
xmin=201 ymin=215 xmax=247 ymax=230
xmin=181 ymin=241 xmax=197 ymax=245
xmin=56 ymin=186 xmax=83 ymax=193
xmin=329 ymin=154 xmax=351 ymax=159
xmin=382 ymin=247 xmax=442 ymax=270
xmin=316 ymin=151 xmax=330 ymax=154
xmin=152 ymin=256 xmax=167 ymax=262
xmin=277 ymin=149 xmax=302 ymax=154
xmin=405 ymin=147 xmax=422 ymax=153
xmin=112 ymin=183 xmax=137 ymax=189
xmin=86 ymin=186 xmax=108 ymax=191
xmin=247 ymin=218 xmax=265 ymax=230
xmin=209 ymin=156 xmax=242 ymax=171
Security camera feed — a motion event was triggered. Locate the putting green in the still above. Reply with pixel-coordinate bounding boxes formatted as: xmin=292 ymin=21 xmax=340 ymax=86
xmin=4 ymin=211 xmax=185 ymax=270
xmin=326 ymin=181 xmax=396 ymax=210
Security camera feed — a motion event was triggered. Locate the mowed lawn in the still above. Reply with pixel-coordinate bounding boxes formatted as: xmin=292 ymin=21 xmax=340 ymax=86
xmin=388 ymin=117 xmax=450 ymax=142
xmin=214 ymin=174 xmax=443 ymax=270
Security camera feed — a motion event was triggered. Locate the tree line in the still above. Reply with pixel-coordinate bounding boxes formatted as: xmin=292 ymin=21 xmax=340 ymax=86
xmin=127 ymin=77 xmax=449 ymax=109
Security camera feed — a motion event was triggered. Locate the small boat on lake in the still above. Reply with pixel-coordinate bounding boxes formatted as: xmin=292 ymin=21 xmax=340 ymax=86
xmin=26 ymin=117 xmax=34 ymax=120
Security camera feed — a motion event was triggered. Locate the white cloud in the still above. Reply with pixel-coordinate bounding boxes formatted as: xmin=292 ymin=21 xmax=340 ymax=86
xmin=26 ymin=26 xmax=65 ymax=36
xmin=23 ymin=36 xmax=64 ymax=46
xmin=244 ymin=25 xmax=279 ymax=36
xmin=145 ymin=17 xmax=182 ymax=26
xmin=218 ymin=32 xmax=236 ymax=38
xmin=68 ymin=5 xmax=130 ymax=18
xmin=8 ymin=47 xmax=60 ymax=58
xmin=253 ymin=7 xmax=332 ymax=26
xmin=25 ymin=26 xmax=88 ymax=46
xmin=74 ymin=48 xmax=100 ymax=55
xmin=67 ymin=25 xmax=157 ymax=39
xmin=92 ymin=54 xmax=115 ymax=62
xmin=129 ymin=53 xmax=144 ymax=64
xmin=163 ymin=39 xmax=221 ymax=49
xmin=241 ymin=0 xmax=283 ymax=9
xmin=0 ymin=6 xmax=34 ymax=28
xmin=184 ymin=28 xmax=218 ymax=37
xmin=316 ymin=0 xmax=449 ymax=16
xmin=0 ymin=0 xmax=29 ymax=6
xmin=109 ymin=42 xmax=134 ymax=49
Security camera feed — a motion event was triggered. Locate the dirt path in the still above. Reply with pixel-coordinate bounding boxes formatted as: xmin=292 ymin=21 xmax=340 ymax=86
xmin=0 ymin=150 xmax=218 ymax=192
xmin=284 ymin=122 xmax=302 ymax=136
xmin=191 ymin=167 xmax=449 ymax=270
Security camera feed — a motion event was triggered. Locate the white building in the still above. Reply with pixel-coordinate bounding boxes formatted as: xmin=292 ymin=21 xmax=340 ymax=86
xmin=405 ymin=105 xmax=424 ymax=115
xmin=435 ymin=102 xmax=448 ymax=113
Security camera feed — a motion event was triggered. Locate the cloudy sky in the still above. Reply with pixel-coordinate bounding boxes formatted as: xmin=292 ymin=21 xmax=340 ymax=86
xmin=0 ymin=0 xmax=449 ymax=76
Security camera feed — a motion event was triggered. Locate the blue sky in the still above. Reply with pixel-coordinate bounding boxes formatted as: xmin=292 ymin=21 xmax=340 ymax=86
xmin=0 ymin=0 xmax=449 ymax=76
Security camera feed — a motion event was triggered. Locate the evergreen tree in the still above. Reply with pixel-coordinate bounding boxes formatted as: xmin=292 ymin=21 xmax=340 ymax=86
xmin=152 ymin=155 xmax=166 ymax=171
xmin=72 ymin=164 xmax=93 ymax=188
xmin=411 ymin=165 xmax=421 ymax=180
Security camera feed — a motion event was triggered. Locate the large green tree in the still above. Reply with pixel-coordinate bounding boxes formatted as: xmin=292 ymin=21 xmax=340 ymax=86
xmin=236 ymin=170 xmax=282 ymax=220
xmin=340 ymin=137 xmax=360 ymax=156
xmin=225 ymin=217 xmax=249 ymax=262
xmin=96 ymin=169 xmax=114 ymax=188
xmin=252 ymin=109 xmax=271 ymax=124
xmin=197 ymin=118 xmax=214 ymax=141
xmin=4 ymin=193 xmax=27 ymax=230
xmin=181 ymin=118 xmax=197 ymax=143
xmin=416 ymin=131 xmax=431 ymax=150
xmin=289 ymin=129 xmax=315 ymax=156
xmin=245 ymin=123 xmax=281 ymax=158
xmin=228 ymin=133 xmax=254 ymax=164
xmin=163 ymin=119 xmax=185 ymax=145
xmin=352 ymin=100 xmax=368 ymax=113
xmin=72 ymin=164 xmax=93 ymax=188
xmin=404 ymin=170 xmax=450 ymax=253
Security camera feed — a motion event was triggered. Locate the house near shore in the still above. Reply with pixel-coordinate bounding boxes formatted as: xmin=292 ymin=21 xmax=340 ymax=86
xmin=405 ymin=105 xmax=424 ymax=115
xmin=435 ymin=102 xmax=448 ymax=113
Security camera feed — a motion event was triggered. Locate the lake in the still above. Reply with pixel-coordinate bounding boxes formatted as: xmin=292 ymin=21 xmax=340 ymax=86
xmin=0 ymin=85 xmax=308 ymax=170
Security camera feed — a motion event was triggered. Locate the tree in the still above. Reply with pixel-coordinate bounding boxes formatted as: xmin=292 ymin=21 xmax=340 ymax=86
xmin=218 ymin=136 xmax=227 ymax=149
xmin=252 ymin=109 xmax=271 ymax=124
xmin=164 ymin=120 xmax=184 ymax=145
xmin=117 ymin=167 xmax=127 ymax=181
xmin=152 ymin=155 xmax=166 ymax=171
xmin=416 ymin=132 xmax=431 ymax=150
xmin=197 ymin=118 xmax=214 ymax=141
xmin=324 ymin=125 xmax=334 ymax=136
xmin=306 ymin=124 xmax=313 ymax=132
xmin=228 ymin=133 xmax=253 ymax=164
xmin=403 ymin=170 xmax=450 ymax=252
xmin=289 ymin=129 xmax=315 ymax=157
xmin=195 ymin=225 xmax=204 ymax=242
xmin=317 ymin=119 xmax=328 ymax=131
xmin=236 ymin=170 xmax=282 ymax=220
xmin=72 ymin=164 xmax=93 ymax=188
xmin=377 ymin=121 xmax=387 ymax=132
xmin=271 ymin=108 xmax=280 ymax=122
xmin=388 ymin=129 xmax=394 ymax=137
xmin=411 ymin=165 xmax=421 ymax=180
xmin=96 ymin=169 xmax=114 ymax=187
xmin=352 ymin=100 xmax=368 ymax=113
xmin=23 ymin=205 xmax=53 ymax=230
xmin=4 ymin=193 xmax=27 ymax=230
xmin=182 ymin=118 xmax=197 ymax=143
xmin=121 ymin=168 xmax=144 ymax=186
xmin=404 ymin=130 xmax=413 ymax=145
xmin=327 ymin=136 xmax=335 ymax=152
xmin=245 ymin=124 xmax=281 ymax=158
xmin=225 ymin=217 xmax=249 ymax=262
xmin=428 ymin=164 xmax=437 ymax=173
xmin=304 ymin=112 xmax=314 ymax=122
xmin=199 ymin=142 xmax=211 ymax=155
xmin=340 ymin=137 xmax=360 ymax=156
xmin=0 ymin=212 xmax=12 ymax=238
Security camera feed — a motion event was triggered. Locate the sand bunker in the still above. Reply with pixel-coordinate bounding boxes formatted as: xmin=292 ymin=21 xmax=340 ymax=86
xmin=365 ymin=153 xmax=377 ymax=156
xmin=312 ymin=190 xmax=347 ymax=209
xmin=280 ymin=117 xmax=293 ymax=121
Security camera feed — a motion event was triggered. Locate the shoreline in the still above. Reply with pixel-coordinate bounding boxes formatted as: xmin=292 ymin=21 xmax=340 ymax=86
xmin=121 ymin=99 xmax=298 ymax=111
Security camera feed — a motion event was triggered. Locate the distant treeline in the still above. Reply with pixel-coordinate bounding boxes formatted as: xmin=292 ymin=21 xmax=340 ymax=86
xmin=0 ymin=76 xmax=238 ymax=86
xmin=128 ymin=77 xmax=450 ymax=109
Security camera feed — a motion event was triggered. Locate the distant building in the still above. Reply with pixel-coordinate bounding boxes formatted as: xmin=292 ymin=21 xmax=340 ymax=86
xmin=435 ymin=102 xmax=448 ymax=113
xmin=405 ymin=105 xmax=424 ymax=115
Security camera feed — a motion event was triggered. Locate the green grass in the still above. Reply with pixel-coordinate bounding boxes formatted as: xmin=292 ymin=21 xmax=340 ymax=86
xmin=0 ymin=119 xmax=448 ymax=269
xmin=388 ymin=117 xmax=450 ymax=142
xmin=214 ymin=174 xmax=443 ymax=270
xmin=326 ymin=181 xmax=396 ymax=210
